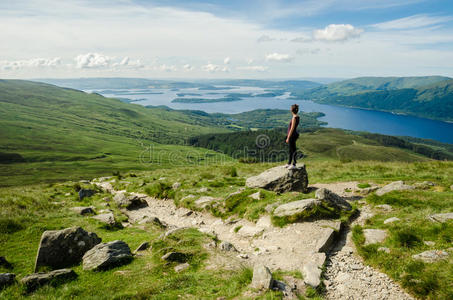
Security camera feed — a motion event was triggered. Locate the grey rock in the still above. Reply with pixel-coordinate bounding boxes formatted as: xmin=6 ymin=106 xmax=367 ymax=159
xmin=71 ymin=206 xmax=95 ymax=215
xmin=219 ymin=241 xmax=237 ymax=252
xmin=21 ymin=269 xmax=76 ymax=292
xmin=383 ymin=217 xmax=400 ymax=224
xmin=237 ymin=225 xmax=264 ymax=237
xmin=113 ymin=192 xmax=148 ymax=210
xmin=194 ymin=196 xmax=217 ymax=209
xmin=264 ymin=203 xmax=279 ymax=213
xmin=251 ymin=264 xmax=273 ymax=290
xmin=92 ymin=212 xmax=116 ymax=226
xmin=34 ymin=227 xmax=101 ymax=272
xmin=0 ymin=273 xmax=15 ymax=289
xmin=78 ymin=188 xmax=95 ymax=200
xmin=160 ymin=227 xmax=188 ymax=239
xmin=315 ymin=188 xmax=352 ymax=211
xmin=303 ymin=262 xmax=322 ymax=288
xmin=412 ymin=250 xmax=449 ymax=263
xmin=82 ymin=240 xmax=132 ymax=271
xmin=249 ymin=191 xmax=261 ymax=200
xmin=363 ymin=229 xmax=387 ymax=245
xmin=375 ymin=181 xmax=414 ymax=196
xmin=138 ymin=216 xmax=166 ymax=228
xmin=198 ymin=187 xmax=209 ymax=193
xmin=413 ymin=181 xmax=435 ymax=189
xmin=378 ymin=247 xmax=391 ymax=253
xmin=174 ymin=263 xmax=190 ymax=272
xmin=273 ymin=199 xmax=321 ymax=217
xmin=428 ymin=212 xmax=453 ymax=223
xmin=161 ymin=252 xmax=187 ymax=263
xmin=181 ymin=194 xmax=196 ymax=201
xmin=246 ymin=164 xmax=309 ymax=193
xmin=376 ymin=204 xmax=393 ymax=211
xmin=360 ymin=186 xmax=379 ymax=195
xmin=424 ymin=241 xmax=435 ymax=246
xmin=172 ymin=182 xmax=181 ymax=190
xmin=450 ymin=184 xmax=453 ymax=191
xmin=134 ymin=242 xmax=150 ymax=253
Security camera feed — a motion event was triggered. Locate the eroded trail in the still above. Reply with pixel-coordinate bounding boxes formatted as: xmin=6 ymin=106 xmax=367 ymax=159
xmin=95 ymin=179 xmax=413 ymax=299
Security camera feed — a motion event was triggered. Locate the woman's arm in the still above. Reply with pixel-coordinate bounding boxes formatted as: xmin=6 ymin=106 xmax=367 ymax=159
xmin=286 ymin=116 xmax=297 ymax=143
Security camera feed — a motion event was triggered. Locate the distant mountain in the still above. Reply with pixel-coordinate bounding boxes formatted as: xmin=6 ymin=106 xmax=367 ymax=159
xmin=298 ymin=76 xmax=453 ymax=121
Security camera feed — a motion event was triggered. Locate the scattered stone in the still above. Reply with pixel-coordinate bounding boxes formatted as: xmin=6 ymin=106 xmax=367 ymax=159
xmin=251 ymin=264 xmax=273 ymax=290
xmin=21 ymin=269 xmax=76 ymax=292
xmin=97 ymin=182 xmax=114 ymax=193
xmin=428 ymin=212 xmax=453 ymax=223
xmin=414 ymin=181 xmax=435 ymax=189
xmin=78 ymin=188 xmax=95 ymax=200
xmin=194 ymin=196 xmax=217 ymax=209
xmin=273 ymin=199 xmax=321 ymax=217
xmin=238 ymin=253 xmax=249 ymax=259
xmin=249 ymin=191 xmax=261 ymax=200
xmin=138 ymin=216 xmax=166 ymax=228
xmin=161 ymin=252 xmax=187 ymax=263
xmin=363 ymin=229 xmax=387 ymax=245
xmin=64 ymin=192 xmax=71 ymax=196
xmin=246 ymin=164 xmax=309 ymax=193
xmin=198 ymin=187 xmax=209 ymax=193
xmin=225 ymin=188 xmax=246 ymax=200
xmin=174 ymin=263 xmax=190 ymax=272
xmin=237 ymin=225 xmax=264 ymax=237
xmin=71 ymin=206 xmax=95 ymax=215
xmin=315 ymin=188 xmax=352 ymax=211
xmin=0 ymin=273 xmax=15 ymax=289
xmin=82 ymin=240 xmax=132 ymax=271
xmin=424 ymin=241 xmax=435 ymax=246
xmin=172 ymin=182 xmax=181 ymax=190
xmin=264 ymin=203 xmax=279 ymax=213
xmin=113 ymin=192 xmax=148 ymax=210
xmin=92 ymin=212 xmax=116 ymax=226
xmin=160 ymin=227 xmax=188 ymax=239
xmin=376 ymin=204 xmax=393 ymax=211
xmin=450 ymin=184 xmax=453 ymax=191
xmin=383 ymin=217 xmax=400 ymax=224
xmin=378 ymin=247 xmax=391 ymax=253
xmin=0 ymin=256 xmax=12 ymax=269
xmin=34 ymin=227 xmax=101 ymax=272
xmin=360 ymin=186 xmax=379 ymax=195
xmin=375 ymin=181 xmax=414 ymax=196
xmin=219 ymin=241 xmax=237 ymax=252
xmin=303 ymin=262 xmax=322 ymax=288
xmin=134 ymin=242 xmax=150 ymax=253
xmin=412 ymin=250 xmax=449 ymax=263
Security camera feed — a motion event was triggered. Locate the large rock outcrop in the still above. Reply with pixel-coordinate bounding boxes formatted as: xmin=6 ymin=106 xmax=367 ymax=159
xmin=82 ymin=240 xmax=132 ymax=271
xmin=113 ymin=192 xmax=148 ymax=210
xmin=375 ymin=181 xmax=414 ymax=196
xmin=34 ymin=227 xmax=101 ymax=272
xmin=246 ymin=164 xmax=308 ymax=193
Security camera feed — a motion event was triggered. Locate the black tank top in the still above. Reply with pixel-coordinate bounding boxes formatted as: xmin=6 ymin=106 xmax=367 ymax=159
xmin=287 ymin=115 xmax=300 ymax=137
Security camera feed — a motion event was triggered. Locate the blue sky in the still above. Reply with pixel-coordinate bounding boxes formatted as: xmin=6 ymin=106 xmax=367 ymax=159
xmin=1 ymin=0 xmax=453 ymax=79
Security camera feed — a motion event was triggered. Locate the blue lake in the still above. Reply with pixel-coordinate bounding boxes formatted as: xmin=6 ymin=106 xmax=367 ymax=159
xmin=94 ymin=86 xmax=453 ymax=144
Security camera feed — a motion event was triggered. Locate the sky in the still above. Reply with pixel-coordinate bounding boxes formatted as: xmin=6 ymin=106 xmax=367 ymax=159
xmin=1 ymin=0 xmax=453 ymax=79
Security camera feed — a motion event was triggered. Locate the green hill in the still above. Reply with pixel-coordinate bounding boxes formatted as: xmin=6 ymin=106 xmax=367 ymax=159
xmin=298 ymin=76 xmax=453 ymax=121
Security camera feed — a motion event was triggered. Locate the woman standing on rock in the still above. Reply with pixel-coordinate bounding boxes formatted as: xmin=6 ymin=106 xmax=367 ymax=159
xmin=285 ymin=104 xmax=300 ymax=169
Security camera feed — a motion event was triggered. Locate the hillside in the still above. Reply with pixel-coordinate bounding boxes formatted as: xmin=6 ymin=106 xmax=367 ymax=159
xmin=298 ymin=76 xmax=453 ymax=121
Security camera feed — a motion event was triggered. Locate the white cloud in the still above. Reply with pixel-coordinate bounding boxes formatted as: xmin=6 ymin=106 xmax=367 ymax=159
xmin=291 ymin=36 xmax=312 ymax=43
xmin=247 ymin=58 xmax=254 ymax=65
xmin=236 ymin=65 xmax=268 ymax=72
xmin=296 ymin=48 xmax=321 ymax=55
xmin=183 ymin=64 xmax=194 ymax=71
xmin=313 ymin=24 xmax=363 ymax=42
xmin=223 ymin=57 xmax=231 ymax=64
xmin=257 ymin=34 xmax=276 ymax=42
xmin=0 ymin=57 xmax=61 ymax=70
xmin=75 ymin=53 xmax=112 ymax=69
xmin=157 ymin=64 xmax=177 ymax=72
xmin=265 ymin=53 xmax=294 ymax=63
xmin=202 ymin=63 xmax=229 ymax=72
xmin=373 ymin=14 xmax=453 ymax=30
xmin=112 ymin=56 xmax=144 ymax=69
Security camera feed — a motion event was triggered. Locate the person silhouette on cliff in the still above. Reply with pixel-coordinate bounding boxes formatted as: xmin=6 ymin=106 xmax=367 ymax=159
xmin=285 ymin=104 xmax=300 ymax=169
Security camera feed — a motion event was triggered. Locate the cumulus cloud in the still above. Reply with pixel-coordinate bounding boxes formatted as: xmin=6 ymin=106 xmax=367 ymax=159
xmin=223 ymin=57 xmax=231 ymax=64
xmin=265 ymin=53 xmax=294 ymax=63
xmin=202 ymin=63 xmax=229 ymax=72
xmin=257 ymin=35 xmax=276 ymax=42
xmin=75 ymin=53 xmax=112 ymax=68
xmin=112 ymin=56 xmax=144 ymax=69
xmin=313 ymin=24 xmax=363 ymax=42
xmin=157 ymin=64 xmax=177 ymax=72
xmin=183 ymin=64 xmax=194 ymax=71
xmin=236 ymin=65 xmax=268 ymax=72
xmin=0 ymin=57 xmax=61 ymax=70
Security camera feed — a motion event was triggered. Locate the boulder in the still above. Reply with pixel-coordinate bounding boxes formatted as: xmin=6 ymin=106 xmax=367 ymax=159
xmin=161 ymin=252 xmax=187 ymax=263
xmin=21 ymin=269 xmax=76 ymax=292
xmin=273 ymin=199 xmax=321 ymax=217
xmin=138 ymin=216 xmax=166 ymax=228
xmin=71 ymin=206 xmax=95 ymax=215
xmin=315 ymin=188 xmax=351 ymax=211
xmin=376 ymin=204 xmax=393 ymax=211
xmin=97 ymin=182 xmax=114 ymax=193
xmin=375 ymin=181 xmax=414 ymax=196
xmin=249 ymin=191 xmax=261 ymax=200
xmin=174 ymin=263 xmax=190 ymax=272
xmin=0 ymin=273 xmax=15 ymax=289
xmin=78 ymin=189 xmax=95 ymax=200
xmin=82 ymin=240 xmax=132 ymax=271
xmin=412 ymin=250 xmax=449 ymax=263
xmin=134 ymin=242 xmax=150 ymax=253
xmin=219 ymin=241 xmax=237 ymax=252
xmin=428 ymin=212 xmax=453 ymax=223
xmin=251 ymin=264 xmax=273 ymax=290
xmin=363 ymin=229 xmax=387 ymax=245
xmin=383 ymin=217 xmax=400 ymax=224
xmin=194 ymin=196 xmax=217 ymax=209
xmin=113 ymin=192 xmax=148 ymax=210
xmin=246 ymin=164 xmax=308 ymax=193
xmin=414 ymin=181 xmax=435 ymax=189
xmin=303 ymin=262 xmax=322 ymax=288
xmin=92 ymin=212 xmax=116 ymax=226
xmin=34 ymin=227 xmax=101 ymax=272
